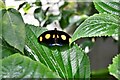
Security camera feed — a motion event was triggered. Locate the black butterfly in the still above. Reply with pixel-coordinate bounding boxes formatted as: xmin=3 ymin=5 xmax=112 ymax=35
xmin=38 ymin=28 xmax=71 ymax=46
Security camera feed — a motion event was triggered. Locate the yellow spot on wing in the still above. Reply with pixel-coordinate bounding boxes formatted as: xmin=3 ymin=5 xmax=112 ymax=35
xmin=69 ymin=38 xmax=71 ymax=43
xmin=53 ymin=34 xmax=55 ymax=38
xmin=40 ymin=37 xmax=43 ymax=41
xmin=53 ymin=34 xmax=59 ymax=38
xmin=57 ymin=35 xmax=59 ymax=38
xmin=45 ymin=34 xmax=50 ymax=39
xmin=61 ymin=35 xmax=66 ymax=40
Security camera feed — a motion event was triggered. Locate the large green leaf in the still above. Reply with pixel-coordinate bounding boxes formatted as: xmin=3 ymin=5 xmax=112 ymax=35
xmin=0 ymin=9 xmax=5 ymax=38
xmin=71 ymin=13 xmax=119 ymax=43
xmin=0 ymin=38 xmax=19 ymax=59
xmin=25 ymin=24 xmax=90 ymax=78
xmin=94 ymin=0 xmax=120 ymax=16
xmin=2 ymin=8 xmax=25 ymax=53
xmin=1 ymin=53 xmax=60 ymax=78
xmin=108 ymin=54 xmax=120 ymax=80
xmin=25 ymin=24 xmax=47 ymax=37
xmin=0 ymin=9 xmax=2 ymax=38
xmin=74 ymin=53 xmax=90 ymax=78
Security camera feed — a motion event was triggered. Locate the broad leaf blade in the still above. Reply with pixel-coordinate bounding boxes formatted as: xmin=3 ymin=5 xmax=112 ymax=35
xmin=74 ymin=53 xmax=90 ymax=78
xmin=0 ymin=9 xmax=2 ymax=38
xmin=2 ymin=8 xmax=25 ymax=53
xmin=94 ymin=0 xmax=120 ymax=16
xmin=25 ymin=24 xmax=47 ymax=37
xmin=108 ymin=54 xmax=120 ymax=80
xmin=71 ymin=13 xmax=119 ymax=43
xmin=0 ymin=9 xmax=6 ymax=38
xmin=1 ymin=53 xmax=60 ymax=78
xmin=25 ymin=24 xmax=90 ymax=78
xmin=0 ymin=38 xmax=18 ymax=59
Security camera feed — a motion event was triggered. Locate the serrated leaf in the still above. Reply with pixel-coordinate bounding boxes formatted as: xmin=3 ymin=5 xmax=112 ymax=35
xmin=2 ymin=8 xmax=25 ymax=53
xmin=71 ymin=13 xmax=119 ymax=43
xmin=25 ymin=24 xmax=90 ymax=78
xmin=94 ymin=0 xmax=120 ymax=16
xmin=108 ymin=54 xmax=120 ymax=80
xmin=1 ymin=53 xmax=60 ymax=78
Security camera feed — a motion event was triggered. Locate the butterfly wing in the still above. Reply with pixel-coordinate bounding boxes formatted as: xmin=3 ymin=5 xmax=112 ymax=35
xmin=38 ymin=29 xmax=71 ymax=46
xmin=57 ymin=31 xmax=71 ymax=46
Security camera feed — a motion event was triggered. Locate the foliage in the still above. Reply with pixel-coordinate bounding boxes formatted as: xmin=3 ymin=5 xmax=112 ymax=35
xmin=108 ymin=54 xmax=120 ymax=80
xmin=1 ymin=0 xmax=120 ymax=79
xmin=94 ymin=0 xmax=120 ymax=16
xmin=25 ymin=24 xmax=90 ymax=78
xmin=71 ymin=13 xmax=119 ymax=43
xmin=2 ymin=8 xmax=25 ymax=53
xmin=1 ymin=53 xmax=60 ymax=78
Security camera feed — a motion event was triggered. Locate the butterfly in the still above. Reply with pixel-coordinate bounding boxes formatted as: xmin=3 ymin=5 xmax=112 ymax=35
xmin=38 ymin=28 xmax=71 ymax=46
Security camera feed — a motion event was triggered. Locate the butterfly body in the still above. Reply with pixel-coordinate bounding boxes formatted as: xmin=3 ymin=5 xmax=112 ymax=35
xmin=38 ymin=28 xmax=71 ymax=46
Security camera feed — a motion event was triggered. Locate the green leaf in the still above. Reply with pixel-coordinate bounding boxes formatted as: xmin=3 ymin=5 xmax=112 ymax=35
xmin=25 ymin=24 xmax=47 ymax=37
xmin=34 ymin=1 xmax=41 ymax=6
xmin=23 ymin=3 xmax=31 ymax=13
xmin=108 ymin=54 xmax=120 ymax=80
xmin=45 ymin=14 xmax=61 ymax=25
xmin=1 ymin=53 xmax=60 ymax=78
xmin=74 ymin=53 xmax=90 ymax=78
xmin=0 ymin=9 xmax=2 ymax=38
xmin=0 ymin=59 xmax=2 ymax=79
xmin=0 ymin=38 xmax=1 ymax=60
xmin=34 ymin=8 xmax=45 ymax=23
xmin=0 ymin=38 xmax=19 ymax=59
xmin=71 ymin=13 xmax=120 ymax=43
xmin=94 ymin=0 xmax=120 ymax=16
xmin=25 ymin=24 xmax=90 ymax=78
xmin=0 ymin=9 xmax=6 ymax=38
xmin=59 ymin=10 xmax=74 ymax=29
xmin=0 ymin=0 xmax=6 ymax=9
xmin=2 ymin=8 xmax=25 ymax=53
